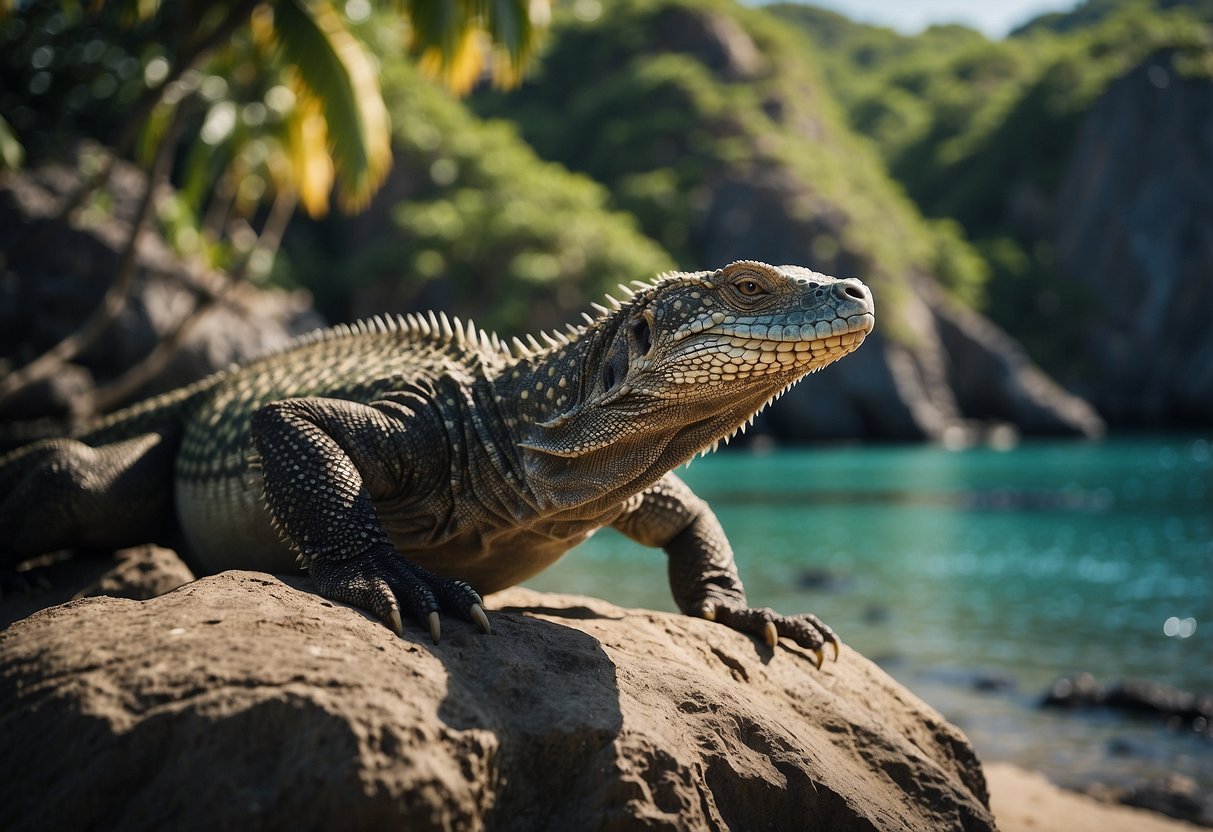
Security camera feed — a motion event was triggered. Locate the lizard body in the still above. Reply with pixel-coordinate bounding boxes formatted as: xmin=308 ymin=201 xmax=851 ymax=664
xmin=0 ymin=261 xmax=874 ymax=657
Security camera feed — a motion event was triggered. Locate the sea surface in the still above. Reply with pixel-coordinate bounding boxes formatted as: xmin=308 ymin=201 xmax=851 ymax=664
xmin=524 ymin=435 xmax=1213 ymax=792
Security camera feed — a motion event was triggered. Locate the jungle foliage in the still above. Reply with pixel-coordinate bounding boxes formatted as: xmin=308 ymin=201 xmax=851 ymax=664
xmin=3 ymin=0 xmax=1210 ymax=366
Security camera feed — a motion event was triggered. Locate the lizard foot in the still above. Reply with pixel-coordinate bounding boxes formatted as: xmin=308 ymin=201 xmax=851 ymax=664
xmin=310 ymin=545 xmax=491 ymax=643
xmin=700 ymin=600 xmax=840 ymax=668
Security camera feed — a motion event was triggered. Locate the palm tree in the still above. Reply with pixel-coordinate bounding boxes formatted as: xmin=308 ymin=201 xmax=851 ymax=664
xmin=0 ymin=0 xmax=549 ymax=412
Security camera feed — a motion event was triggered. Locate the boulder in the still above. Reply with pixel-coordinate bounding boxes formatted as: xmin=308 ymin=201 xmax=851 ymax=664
xmin=0 ymin=544 xmax=195 ymax=629
xmin=0 ymin=573 xmax=995 ymax=831
xmin=1117 ymin=774 xmax=1213 ymax=828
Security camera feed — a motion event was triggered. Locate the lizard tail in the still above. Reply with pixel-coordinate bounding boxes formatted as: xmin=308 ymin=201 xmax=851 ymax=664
xmin=0 ymin=370 xmax=226 ymax=496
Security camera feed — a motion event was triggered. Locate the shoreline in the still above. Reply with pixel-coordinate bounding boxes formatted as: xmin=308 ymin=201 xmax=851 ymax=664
xmin=986 ymin=762 xmax=1204 ymax=832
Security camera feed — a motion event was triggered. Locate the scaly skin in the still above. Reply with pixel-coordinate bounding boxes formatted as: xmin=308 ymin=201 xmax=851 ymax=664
xmin=0 ymin=261 xmax=874 ymax=662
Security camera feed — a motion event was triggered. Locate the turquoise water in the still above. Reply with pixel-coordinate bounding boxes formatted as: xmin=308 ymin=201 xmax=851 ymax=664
xmin=524 ymin=436 xmax=1213 ymax=790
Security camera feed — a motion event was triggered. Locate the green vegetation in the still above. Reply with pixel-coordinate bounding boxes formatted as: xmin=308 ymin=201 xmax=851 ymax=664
xmin=0 ymin=0 xmax=551 ymax=409
xmin=474 ymin=0 xmax=991 ymax=338
xmin=288 ymin=33 xmax=673 ymax=332
xmin=4 ymin=0 xmax=1211 ymax=383
xmin=769 ymin=0 xmax=1213 ymax=368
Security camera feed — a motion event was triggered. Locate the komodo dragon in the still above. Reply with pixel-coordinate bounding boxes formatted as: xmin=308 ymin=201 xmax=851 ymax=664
xmin=0 ymin=261 xmax=874 ymax=663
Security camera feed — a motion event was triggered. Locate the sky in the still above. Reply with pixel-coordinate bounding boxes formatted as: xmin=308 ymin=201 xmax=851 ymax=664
xmin=769 ymin=1 xmax=1086 ymax=38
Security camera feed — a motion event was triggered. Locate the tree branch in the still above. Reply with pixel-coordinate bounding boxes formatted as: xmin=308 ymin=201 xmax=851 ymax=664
xmin=85 ymin=187 xmax=298 ymax=414
xmin=0 ymin=99 xmax=193 ymax=407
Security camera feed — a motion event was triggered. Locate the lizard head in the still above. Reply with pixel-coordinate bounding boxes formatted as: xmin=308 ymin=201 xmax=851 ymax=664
xmin=517 ymin=261 xmax=874 ymax=486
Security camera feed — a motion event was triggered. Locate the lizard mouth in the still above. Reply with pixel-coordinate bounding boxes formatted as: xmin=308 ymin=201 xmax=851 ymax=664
xmin=709 ymin=311 xmax=875 ymax=344
xmin=668 ymin=312 xmax=874 ymax=384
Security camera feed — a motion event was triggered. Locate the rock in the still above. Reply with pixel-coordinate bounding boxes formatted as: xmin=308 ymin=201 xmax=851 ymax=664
xmin=794 ymin=566 xmax=854 ymax=593
xmin=1105 ymin=679 xmax=1213 ymax=726
xmin=1118 ymin=774 xmax=1213 ymax=828
xmin=0 ymin=574 xmax=995 ymax=831
xmin=0 ymin=148 xmax=324 ymax=423
xmin=1041 ymin=673 xmax=1213 ymax=730
xmin=1042 ymin=672 xmax=1108 ymax=707
xmin=1055 ymin=52 xmax=1213 ymax=427
xmin=654 ymin=4 xmax=770 ymax=81
xmin=0 ymin=360 xmax=94 ymax=421
xmin=0 ymin=545 xmax=195 ymax=629
xmin=926 ymin=280 xmax=1104 ymax=438
xmin=73 ymin=544 xmax=196 ymax=601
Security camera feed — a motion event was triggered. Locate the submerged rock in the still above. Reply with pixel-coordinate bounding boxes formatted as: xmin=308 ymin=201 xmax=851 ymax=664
xmin=1043 ymin=673 xmax=1213 ymax=732
xmin=0 ymin=574 xmax=995 ymax=831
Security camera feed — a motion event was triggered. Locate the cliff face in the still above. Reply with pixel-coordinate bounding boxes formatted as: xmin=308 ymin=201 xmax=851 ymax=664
xmin=1055 ymin=54 xmax=1213 ymax=426
xmin=0 ymin=571 xmax=996 ymax=831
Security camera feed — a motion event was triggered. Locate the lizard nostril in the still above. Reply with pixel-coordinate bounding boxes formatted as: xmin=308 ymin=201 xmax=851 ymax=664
xmin=837 ymin=283 xmax=866 ymax=301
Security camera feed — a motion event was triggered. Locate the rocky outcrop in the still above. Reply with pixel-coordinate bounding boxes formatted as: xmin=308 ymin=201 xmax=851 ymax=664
xmin=0 ymin=572 xmax=996 ymax=831
xmin=0 ymin=152 xmax=323 ymax=425
xmin=1055 ymin=52 xmax=1213 ymax=427
xmin=758 ymin=281 xmax=1104 ymax=442
xmin=927 ymin=280 xmax=1106 ymax=438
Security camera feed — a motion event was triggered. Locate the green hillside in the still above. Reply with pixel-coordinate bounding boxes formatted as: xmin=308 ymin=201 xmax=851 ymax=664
xmin=473 ymin=0 xmax=990 ymax=336
xmin=768 ymin=0 xmax=1213 ymax=368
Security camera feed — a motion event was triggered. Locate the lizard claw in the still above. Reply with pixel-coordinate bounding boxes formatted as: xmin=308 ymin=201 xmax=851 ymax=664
xmin=310 ymin=545 xmax=489 ymax=643
xmin=470 ymin=603 xmax=492 ymax=635
xmin=762 ymin=620 xmax=779 ymax=649
xmin=700 ymin=600 xmax=840 ymax=667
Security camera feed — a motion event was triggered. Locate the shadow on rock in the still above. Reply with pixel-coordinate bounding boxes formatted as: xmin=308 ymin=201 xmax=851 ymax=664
xmin=0 ymin=574 xmax=997 ymax=831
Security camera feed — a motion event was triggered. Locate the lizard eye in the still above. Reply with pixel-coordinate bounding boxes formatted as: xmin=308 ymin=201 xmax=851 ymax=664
xmin=735 ymin=278 xmax=765 ymax=297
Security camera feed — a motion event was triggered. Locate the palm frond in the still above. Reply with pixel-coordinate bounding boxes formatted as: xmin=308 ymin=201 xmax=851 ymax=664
xmin=407 ymin=0 xmax=547 ymax=92
xmin=0 ymin=113 xmax=25 ymax=170
xmin=271 ymin=0 xmax=391 ymax=213
xmin=283 ymin=78 xmax=336 ymax=217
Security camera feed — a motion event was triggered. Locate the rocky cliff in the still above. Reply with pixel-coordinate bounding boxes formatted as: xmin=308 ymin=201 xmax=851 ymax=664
xmin=0 ymin=570 xmax=996 ymax=831
xmin=0 ymin=153 xmax=322 ymax=429
xmin=1055 ymin=52 xmax=1213 ymax=427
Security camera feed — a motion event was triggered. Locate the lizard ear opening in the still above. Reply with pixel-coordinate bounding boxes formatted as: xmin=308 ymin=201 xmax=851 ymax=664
xmin=601 ymin=336 xmax=628 ymax=393
xmin=631 ymin=314 xmax=653 ymax=358
xmin=603 ymin=362 xmax=618 ymax=393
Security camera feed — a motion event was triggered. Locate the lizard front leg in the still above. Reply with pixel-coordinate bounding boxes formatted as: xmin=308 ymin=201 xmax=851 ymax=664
xmin=250 ymin=397 xmax=490 ymax=642
xmin=612 ymin=472 xmax=839 ymax=666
